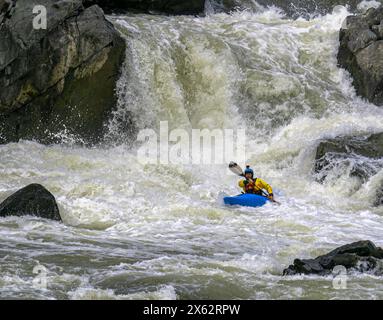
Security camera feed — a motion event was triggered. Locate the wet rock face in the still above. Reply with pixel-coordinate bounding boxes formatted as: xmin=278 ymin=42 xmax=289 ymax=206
xmin=0 ymin=0 xmax=126 ymax=144
xmin=316 ymin=133 xmax=383 ymax=161
xmin=0 ymin=184 xmax=61 ymax=221
xmin=85 ymin=0 xmax=381 ymax=17
xmin=0 ymin=0 xmax=13 ymax=24
xmin=338 ymin=7 xmax=383 ymax=106
xmin=212 ymin=0 xmax=381 ymax=18
xmin=283 ymin=240 xmax=383 ymax=276
xmin=314 ymin=133 xmax=383 ymax=180
xmin=314 ymin=133 xmax=383 ymax=205
xmin=82 ymin=0 xmax=206 ymax=15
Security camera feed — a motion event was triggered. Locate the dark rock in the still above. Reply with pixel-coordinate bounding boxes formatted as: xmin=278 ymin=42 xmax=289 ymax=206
xmin=315 ymin=132 xmax=383 ymax=164
xmin=314 ymin=133 xmax=383 ymax=205
xmin=329 ymin=240 xmax=383 ymax=257
xmin=215 ymin=0 xmax=381 ymax=19
xmin=347 ymin=29 xmax=377 ymax=53
xmin=0 ymin=184 xmax=61 ymax=221
xmin=83 ymin=0 xmax=206 ymax=15
xmin=376 ymin=186 xmax=383 ymax=206
xmin=314 ymin=132 xmax=383 ymax=179
xmin=81 ymin=0 xmax=380 ymax=18
xmin=372 ymin=22 xmax=383 ymax=39
xmin=338 ymin=7 xmax=383 ymax=106
xmin=283 ymin=240 xmax=383 ymax=276
xmin=0 ymin=0 xmax=126 ymax=144
xmin=364 ymin=6 xmax=383 ymax=25
xmin=0 ymin=0 xmax=13 ymax=25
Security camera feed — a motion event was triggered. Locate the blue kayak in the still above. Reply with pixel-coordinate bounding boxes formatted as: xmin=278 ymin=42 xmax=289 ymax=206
xmin=223 ymin=193 xmax=269 ymax=208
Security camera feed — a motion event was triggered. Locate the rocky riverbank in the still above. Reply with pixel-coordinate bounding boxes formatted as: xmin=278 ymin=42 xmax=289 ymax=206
xmin=338 ymin=6 xmax=383 ymax=106
xmin=0 ymin=0 xmax=125 ymax=144
xmin=2 ymin=1 xmax=383 ymax=145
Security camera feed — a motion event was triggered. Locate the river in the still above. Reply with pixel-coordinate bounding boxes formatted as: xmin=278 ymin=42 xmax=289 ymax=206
xmin=1 ymin=2 xmax=383 ymax=299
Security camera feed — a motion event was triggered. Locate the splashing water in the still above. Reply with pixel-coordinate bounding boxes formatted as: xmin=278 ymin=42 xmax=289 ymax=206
xmin=1 ymin=5 xmax=383 ymax=299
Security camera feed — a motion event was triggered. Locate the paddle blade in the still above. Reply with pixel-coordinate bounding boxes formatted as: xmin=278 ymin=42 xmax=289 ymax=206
xmin=229 ymin=162 xmax=244 ymax=176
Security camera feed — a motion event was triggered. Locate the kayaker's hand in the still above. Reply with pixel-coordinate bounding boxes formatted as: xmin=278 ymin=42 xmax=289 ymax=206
xmin=268 ymin=194 xmax=274 ymax=201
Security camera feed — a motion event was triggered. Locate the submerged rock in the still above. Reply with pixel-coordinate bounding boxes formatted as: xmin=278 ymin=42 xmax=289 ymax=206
xmin=315 ymin=133 xmax=383 ymax=179
xmin=338 ymin=7 xmax=383 ymax=106
xmin=283 ymin=240 xmax=383 ymax=276
xmin=314 ymin=133 xmax=383 ymax=205
xmin=0 ymin=0 xmax=126 ymax=144
xmin=316 ymin=133 xmax=383 ymax=159
xmin=0 ymin=184 xmax=61 ymax=221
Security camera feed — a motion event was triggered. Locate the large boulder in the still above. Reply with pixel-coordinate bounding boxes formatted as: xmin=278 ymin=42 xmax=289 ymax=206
xmin=314 ymin=133 xmax=383 ymax=205
xmin=0 ymin=184 xmax=61 ymax=221
xmin=283 ymin=240 xmax=383 ymax=275
xmin=316 ymin=133 xmax=383 ymax=161
xmin=83 ymin=0 xmax=206 ymax=15
xmin=0 ymin=0 xmax=126 ymax=144
xmin=338 ymin=7 xmax=383 ymax=106
xmin=315 ymin=132 xmax=383 ymax=179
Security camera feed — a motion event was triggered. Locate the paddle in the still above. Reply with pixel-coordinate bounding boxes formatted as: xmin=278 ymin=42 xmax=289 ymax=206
xmin=229 ymin=162 xmax=281 ymax=205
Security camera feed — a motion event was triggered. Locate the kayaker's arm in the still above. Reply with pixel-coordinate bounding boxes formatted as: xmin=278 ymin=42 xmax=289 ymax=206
xmin=256 ymin=178 xmax=274 ymax=200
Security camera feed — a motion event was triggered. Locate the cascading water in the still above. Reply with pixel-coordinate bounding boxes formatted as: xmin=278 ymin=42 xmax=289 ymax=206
xmin=1 ymin=2 xmax=383 ymax=299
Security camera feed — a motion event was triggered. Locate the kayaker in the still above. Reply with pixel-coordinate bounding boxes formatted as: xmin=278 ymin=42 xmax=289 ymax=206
xmin=238 ymin=165 xmax=274 ymax=201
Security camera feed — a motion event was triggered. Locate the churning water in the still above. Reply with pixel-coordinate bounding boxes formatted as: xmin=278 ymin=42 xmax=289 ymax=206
xmin=1 ymin=3 xmax=383 ymax=299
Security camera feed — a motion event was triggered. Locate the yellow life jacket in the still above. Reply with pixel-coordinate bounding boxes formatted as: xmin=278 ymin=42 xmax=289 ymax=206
xmin=238 ymin=178 xmax=273 ymax=195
